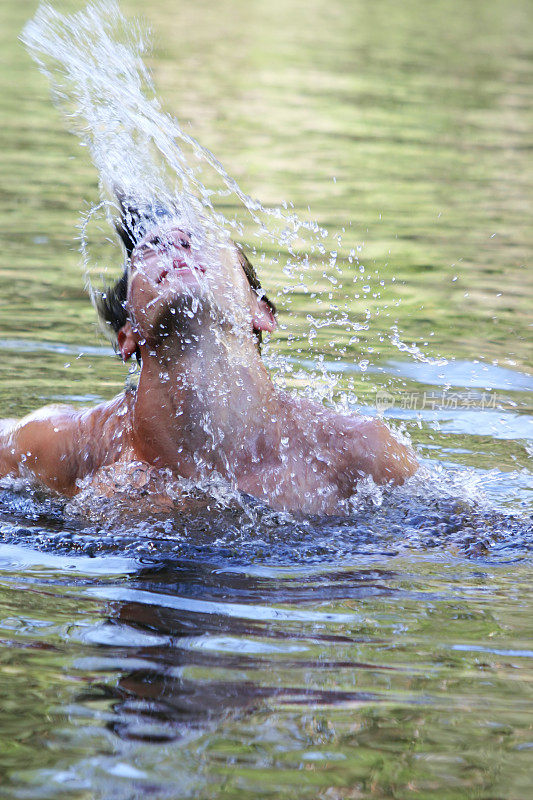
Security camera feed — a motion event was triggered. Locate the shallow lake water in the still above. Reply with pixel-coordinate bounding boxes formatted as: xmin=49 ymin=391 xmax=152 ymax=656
xmin=0 ymin=0 xmax=532 ymax=798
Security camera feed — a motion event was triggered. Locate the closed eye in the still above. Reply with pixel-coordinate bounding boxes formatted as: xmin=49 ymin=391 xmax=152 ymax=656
xmin=138 ymin=230 xmax=191 ymax=254
xmin=139 ymin=236 xmax=163 ymax=253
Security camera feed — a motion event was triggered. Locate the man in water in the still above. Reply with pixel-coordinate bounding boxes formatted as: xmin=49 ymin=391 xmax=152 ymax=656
xmin=0 ymin=198 xmax=417 ymax=514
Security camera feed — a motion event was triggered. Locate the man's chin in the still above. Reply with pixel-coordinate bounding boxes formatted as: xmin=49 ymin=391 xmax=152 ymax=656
xmin=145 ymin=290 xmax=207 ymax=340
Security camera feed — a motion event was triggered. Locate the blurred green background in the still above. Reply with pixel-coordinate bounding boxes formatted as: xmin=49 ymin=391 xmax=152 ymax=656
xmin=0 ymin=0 xmax=531 ymax=418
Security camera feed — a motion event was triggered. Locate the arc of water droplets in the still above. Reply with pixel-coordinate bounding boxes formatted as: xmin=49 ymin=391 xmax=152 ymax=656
xmin=22 ymin=1 xmax=326 ymax=250
xmin=22 ymin=0 xmax=446 ymax=391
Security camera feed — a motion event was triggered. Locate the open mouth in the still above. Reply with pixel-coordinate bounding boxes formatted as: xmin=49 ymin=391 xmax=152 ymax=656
xmin=157 ymin=258 xmax=206 ymax=284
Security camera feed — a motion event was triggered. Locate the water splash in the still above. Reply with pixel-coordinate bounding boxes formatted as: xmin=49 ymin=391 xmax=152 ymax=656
xmin=1 ymin=471 xmax=531 ymax=563
xmin=21 ymin=0 xmax=447 ymax=396
xmin=21 ymin=2 xmax=513 ymax=522
xmin=21 ymin=2 xmax=327 ymax=258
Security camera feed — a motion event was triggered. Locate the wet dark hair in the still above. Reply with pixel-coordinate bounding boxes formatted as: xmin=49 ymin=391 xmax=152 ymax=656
xmin=93 ymin=194 xmax=276 ymax=354
xmin=94 ymin=267 xmax=129 ymax=342
xmin=94 ymin=265 xmax=128 ymax=344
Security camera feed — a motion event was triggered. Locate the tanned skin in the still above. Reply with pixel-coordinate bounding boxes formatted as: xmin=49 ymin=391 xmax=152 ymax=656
xmin=0 ymin=227 xmax=417 ymax=514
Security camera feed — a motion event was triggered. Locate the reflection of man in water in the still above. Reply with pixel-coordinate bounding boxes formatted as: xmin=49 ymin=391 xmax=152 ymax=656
xmin=0 ymin=197 xmax=417 ymax=514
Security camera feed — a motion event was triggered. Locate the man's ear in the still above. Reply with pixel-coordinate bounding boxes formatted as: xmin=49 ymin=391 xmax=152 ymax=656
xmin=251 ymin=297 xmax=277 ymax=333
xmin=117 ymin=321 xmax=138 ymax=361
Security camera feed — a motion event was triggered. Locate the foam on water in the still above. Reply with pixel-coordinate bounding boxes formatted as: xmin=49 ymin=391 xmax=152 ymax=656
xmin=0 ymin=473 xmax=531 ymax=564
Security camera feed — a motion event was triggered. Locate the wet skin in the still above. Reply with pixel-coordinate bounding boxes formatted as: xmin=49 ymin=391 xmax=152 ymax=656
xmin=0 ymin=228 xmax=418 ymax=514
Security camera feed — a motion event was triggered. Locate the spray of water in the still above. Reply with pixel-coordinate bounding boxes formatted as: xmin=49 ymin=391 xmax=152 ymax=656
xmin=22 ymin=1 xmax=501 ymax=520
xmin=21 ymin=3 xmax=326 ymax=267
xmin=21 ymin=1 xmax=444 ymax=389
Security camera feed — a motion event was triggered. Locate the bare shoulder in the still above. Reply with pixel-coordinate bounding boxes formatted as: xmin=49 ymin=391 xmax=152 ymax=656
xmin=9 ymin=393 xmax=128 ymax=444
xmin=284 ymin=393 xmax=417 ymax=487
xmin=329 ymin=411 xmax=418 ymax=486
xmin=0 ymin=418 xmax=19 ymax=436
xmin=0 ymin=403 xmax=77 ymax=453
xmin=10 ymin=402 xmax=85 ymax=435
xmin=0 ymin=393 xmax=131 ymax=495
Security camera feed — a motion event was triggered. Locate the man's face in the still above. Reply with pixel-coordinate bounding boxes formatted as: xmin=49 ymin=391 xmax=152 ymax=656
xmin=125 ymin=225 xmax=274 ymax=347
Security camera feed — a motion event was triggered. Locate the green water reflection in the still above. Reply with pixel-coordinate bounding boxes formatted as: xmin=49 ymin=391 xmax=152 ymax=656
xmin=0 ymin=0 xmax=531 ymax=386
xmin=1 ymin=556 xmax=532 ymax=799
xmin=0 ymin=0 xmax=532 ymax=798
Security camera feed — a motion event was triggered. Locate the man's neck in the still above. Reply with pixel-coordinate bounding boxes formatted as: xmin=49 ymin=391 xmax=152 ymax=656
xmin=130 ymin=319 xmax=284 ymax=481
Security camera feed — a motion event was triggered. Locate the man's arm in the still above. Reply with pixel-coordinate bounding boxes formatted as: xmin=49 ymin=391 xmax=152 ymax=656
xmin=335 ymin=417 xmax=418 ymax=495
xmin=367 ymin=418 xmax=418 ymax=483
xmin=0 ymin=395 xmax=128 ymax=496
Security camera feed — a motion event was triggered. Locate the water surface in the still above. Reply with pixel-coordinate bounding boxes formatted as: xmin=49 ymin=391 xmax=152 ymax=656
xmin=0 ymin=0 xmax=532 ymax=797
